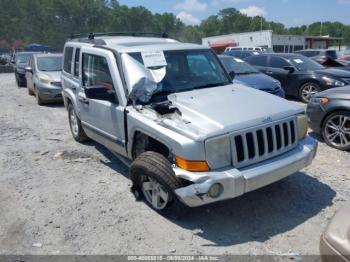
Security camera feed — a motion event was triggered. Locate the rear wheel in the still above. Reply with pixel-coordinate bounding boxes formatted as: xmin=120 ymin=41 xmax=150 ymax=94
xmin=322 ymin=111 xmax=350 ymax=151
xmin=130 ymin=151 xmax=187 ymax=218
xmin=299 ymin=82 xmax=320 ymax=103
xmin=67 ymin=103 xmax=89 ymax=142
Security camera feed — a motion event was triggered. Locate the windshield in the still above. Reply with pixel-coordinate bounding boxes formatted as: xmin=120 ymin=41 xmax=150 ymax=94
xmin=288 ymin=56 xmax=324 ymax=71
xmin=219 ymin=56 xmax=259 ymax=74
xmin=16 ymin=53 xmax=32 ymax=64
xmin=37 ymin=56 xmax=62 ymax=71
xmin=124 ymin=49 xmax=231 ymax=103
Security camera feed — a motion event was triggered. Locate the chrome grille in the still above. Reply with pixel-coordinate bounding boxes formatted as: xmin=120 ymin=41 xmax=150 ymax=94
xmin=230 ymin=117 xmax=298 ymax=168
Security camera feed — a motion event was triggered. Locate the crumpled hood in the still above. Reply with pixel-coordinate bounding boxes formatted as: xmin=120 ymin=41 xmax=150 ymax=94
xmin=235 ymin=73 xmax=280 ymax=91
xmin=160 ymin=84 xmax=304 ymax=141
xmin=39 ymin=71 xmax=61 ymax=82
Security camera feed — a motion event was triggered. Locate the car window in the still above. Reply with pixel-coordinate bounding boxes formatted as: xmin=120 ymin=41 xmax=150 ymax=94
xmin=63 ymin=47 xmax=74 ymax=73
xmin=269 ymin=57 xmax=290 ymax=68
xmin=325 ymin=50 xmax=337 ymax=59
xmin=246 ymin=55 xmax=267 ymax=66
xmin=74 ymin=48 xmax=80 ymax=77
xmin=37 ymin=56 xmax=62 ymax=71
xmin=83 ymin=53 xmax=114 ymax=90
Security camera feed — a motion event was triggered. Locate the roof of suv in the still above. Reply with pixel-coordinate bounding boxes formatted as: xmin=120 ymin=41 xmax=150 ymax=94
xmin=67 ymin=36 xmax=207 ymax=53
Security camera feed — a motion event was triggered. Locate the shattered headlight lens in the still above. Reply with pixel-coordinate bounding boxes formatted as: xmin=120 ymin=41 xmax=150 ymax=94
xmin=205 ymin=134 xmax=231 ymax=169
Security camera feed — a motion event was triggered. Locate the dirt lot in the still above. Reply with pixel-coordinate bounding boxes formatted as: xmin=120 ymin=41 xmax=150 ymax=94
xmin=0 ymin=73 xmax=349 ymax=257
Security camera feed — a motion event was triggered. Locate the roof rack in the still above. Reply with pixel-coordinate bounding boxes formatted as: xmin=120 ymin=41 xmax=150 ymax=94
xmin=69 ymin=32 xmax=169 ymax=40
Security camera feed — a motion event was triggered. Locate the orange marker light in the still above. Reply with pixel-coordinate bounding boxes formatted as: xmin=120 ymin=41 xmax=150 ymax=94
xmin=320 ymin=98 xmax=329 ymax=104
xmin=175 ymin=156 xmax=209 ymax=172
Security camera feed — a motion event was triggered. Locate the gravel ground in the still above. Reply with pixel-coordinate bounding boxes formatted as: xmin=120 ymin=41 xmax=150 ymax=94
xmin=0 ymin=73 xmax=349 ymax=257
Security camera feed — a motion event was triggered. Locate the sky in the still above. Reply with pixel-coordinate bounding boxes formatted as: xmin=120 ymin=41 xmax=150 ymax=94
xmin=117 ymin=0 xmax=350 ymax=27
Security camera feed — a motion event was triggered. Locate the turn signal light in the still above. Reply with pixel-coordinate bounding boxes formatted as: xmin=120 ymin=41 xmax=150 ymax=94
xmin=175 ymin=156 xmax=209 ymax=172
xmin=320 ymin=98 xmax=329 ymax=104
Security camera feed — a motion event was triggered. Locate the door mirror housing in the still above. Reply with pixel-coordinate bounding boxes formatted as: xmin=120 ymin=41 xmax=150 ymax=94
xmin=283 ymin=66 xmax=295 ymax=73
xmin=229 ymin=71 xmax=236 ymax=80
xmin=25 ymin=66 xmax=33 ymax=73
xmin=84 ymin=85 xmax=117 ymax=103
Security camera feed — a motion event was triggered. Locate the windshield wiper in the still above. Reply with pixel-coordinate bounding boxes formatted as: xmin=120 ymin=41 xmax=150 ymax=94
xmin=192 ymin=82 xmax=228 ymax=90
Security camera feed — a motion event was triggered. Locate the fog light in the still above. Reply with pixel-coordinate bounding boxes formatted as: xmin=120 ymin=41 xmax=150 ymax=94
xmin=208 ymin=183 xmax=223 ymax=198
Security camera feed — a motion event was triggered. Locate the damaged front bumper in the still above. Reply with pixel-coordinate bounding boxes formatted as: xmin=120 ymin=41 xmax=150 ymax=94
xmin=174 ymin=136 xmax=317 ymax=207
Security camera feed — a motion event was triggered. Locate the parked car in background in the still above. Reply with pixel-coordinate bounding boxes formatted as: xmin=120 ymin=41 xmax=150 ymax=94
xmin=295 ymin=49 xmax=338 ymax=63
xmin=14 ymin=51 xmax=40 ymax=87
xmin=320 ymin=201 xmax=350 ymax=261
xmin=61 ymin=33 xmax=317 ymax=215
xmin=0 ymin=54 xmax=11 ymax=65
xmin=218 ymin=55 xmax=285 ymax=98
xmin=245 ymin=53 xmax=350 ymax=103
xmin=225 ymin=46 xmax=267 ymax=52
xmin=25 ymin=53 xmax=63 ymax=105
xmin=295 ymin=48 xmax=350 ymax=71
xmin=307 ymin=86 xmax=350 ymax=151
xmin=338 ymin=54 xmax=350 ymax=63
xmin=224 ymin=50 xmax=261 ymax=60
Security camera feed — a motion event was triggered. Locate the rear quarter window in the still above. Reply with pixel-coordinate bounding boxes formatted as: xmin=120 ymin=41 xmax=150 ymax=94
xmin=63 ymin=47 xmax=74 ymax=74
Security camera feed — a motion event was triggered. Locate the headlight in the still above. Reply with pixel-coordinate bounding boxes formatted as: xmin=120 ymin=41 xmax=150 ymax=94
xmin=297 ymin=114 xmax=308 ymax=140
xmin=205 ymin=134 xmax=231 ymax=169
xmin=38 ymin=76 xmax=51 ymax=84
xmin=309 ymin=97 xmax=329 ymax=105
xmin=321 ymin=76 xmax=345 ymax=87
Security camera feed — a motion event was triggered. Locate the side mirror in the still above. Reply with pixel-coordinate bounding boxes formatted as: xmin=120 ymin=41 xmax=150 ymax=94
xmin=283 ymin=66 xmax=295 ymax=73
xmin=84 ymin=85 xmax=117 ymax=103
xmin=25 ymin=66 xmax=33 ymax=73
xmin=229 ymin=71 xmax=236 ymax=80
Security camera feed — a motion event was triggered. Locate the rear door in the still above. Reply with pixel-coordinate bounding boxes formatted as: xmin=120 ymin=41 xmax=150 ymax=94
xmin=78 ymin=47 xmax=127 ymax=156
xmin=245 ymin=55 xmax=268 ymax=73
xmin=265 ymin=56 xmax=292 ymax=88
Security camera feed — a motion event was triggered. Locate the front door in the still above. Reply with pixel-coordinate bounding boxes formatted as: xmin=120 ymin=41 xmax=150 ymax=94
xmin=78 ymin=47 xmax=126 ymax=156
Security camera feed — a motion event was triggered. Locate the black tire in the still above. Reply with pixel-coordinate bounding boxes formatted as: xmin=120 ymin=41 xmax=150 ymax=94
xmin=130 ymin=151 xmax=187 ymax=218
xmin=299 ymin=82 xmax=320 ymax=103
xmin=322 ymin=110 xmax=350 ymax=151
xmin=67 ymin=103 xmax=89 ymax=142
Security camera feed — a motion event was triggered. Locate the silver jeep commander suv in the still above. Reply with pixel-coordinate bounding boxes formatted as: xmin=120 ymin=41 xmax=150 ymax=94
xmin=62 ymin=32 xmax=318 ymax=216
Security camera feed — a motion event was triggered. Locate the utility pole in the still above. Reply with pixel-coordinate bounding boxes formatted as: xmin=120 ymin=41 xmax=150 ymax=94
xmin=320 ymin=21 xmax=323 ymax=36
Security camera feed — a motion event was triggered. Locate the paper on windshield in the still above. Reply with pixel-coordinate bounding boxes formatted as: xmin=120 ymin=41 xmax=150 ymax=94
xmin=141 ymin=51 xmax=167 ymax=68
xmin=234 ymin=58 xmax=244 ymax=63
xmin=293 ymin=59 xmax=304 ymax=64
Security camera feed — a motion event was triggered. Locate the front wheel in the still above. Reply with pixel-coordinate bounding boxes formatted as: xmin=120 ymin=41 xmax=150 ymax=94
xmin=67 ymin=103 xmax=89 ymax=142
xmin=130 ymin=151 xmax=187 ymax=217
xmin=322 ymin=111 xmax=350 ymax=151
xmin=299 ymin=82 xmax=320 ymax=103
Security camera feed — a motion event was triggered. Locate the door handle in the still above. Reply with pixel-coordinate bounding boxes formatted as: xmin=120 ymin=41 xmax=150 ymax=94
xmin=266 ymin=71 xmax=273 ymax=74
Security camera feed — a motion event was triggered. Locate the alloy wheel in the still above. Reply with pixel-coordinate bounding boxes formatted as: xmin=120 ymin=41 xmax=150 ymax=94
xmin=324 ymin=114 xmax=350 ymax=148
xmin=69 ymin=108 xmax=79 ymax=137
xmin=141 ymin=176 xmax=169 ymax=210
xmin=301 ymin=84 xmax=318 ymax=102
